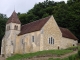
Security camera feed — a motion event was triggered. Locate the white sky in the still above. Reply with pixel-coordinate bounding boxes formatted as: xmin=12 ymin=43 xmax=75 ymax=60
xmin=0 ymin=0 xmax=67 ymax=17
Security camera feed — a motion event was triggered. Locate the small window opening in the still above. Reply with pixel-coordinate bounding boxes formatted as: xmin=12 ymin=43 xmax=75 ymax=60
xmin=32 ymin=36 xmax=34 ymax=42
xmin=49 ymin=38 xmax=50 ymax=44
xmin=22 ymin=39 xmax=24 ymax=44
xmin=11 ymin=41 xmax=13 ymax=45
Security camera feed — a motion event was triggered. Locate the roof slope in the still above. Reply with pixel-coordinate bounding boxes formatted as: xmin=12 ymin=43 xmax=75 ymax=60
xmin=19 ymin=16 xmax=51 ymax=35
xmin=6 ymin=11 xmax=21 ymax=24
xmin=18 ymin=15 xmax=78 ymax=40
xmin=59 ymin=27 xmax=78 ymax=40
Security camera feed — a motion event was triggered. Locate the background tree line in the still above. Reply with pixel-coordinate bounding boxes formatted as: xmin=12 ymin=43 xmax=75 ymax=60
xmin=17 ymin=0 xmax=80 ymax=43
xmin=0 ymin=0 xmax=80 ymax=53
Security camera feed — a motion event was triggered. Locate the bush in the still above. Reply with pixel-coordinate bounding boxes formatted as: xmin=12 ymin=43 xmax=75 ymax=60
xmin=69 ymin=56 xmax=73 ymax=60
xmin=68 ymin=54 xmax=76 ymax=60
xmin=78 ymin=50 xmax=80 ymax=58
xmin=66 ymin=46 xmax=78 ymax=51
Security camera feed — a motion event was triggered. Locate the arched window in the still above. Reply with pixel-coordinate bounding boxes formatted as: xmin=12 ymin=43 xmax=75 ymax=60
xmin=11 ymin=41 xmax=13 ymax=45
xmin=16 ymin=26 xmax=18 ymax=30
xmin=49 ymin=38 xmax=50 ymax=44
xmin=49 ymin=37 xmax=54 ymax=44
xmin=14 ymin=25 xmax=16 ymax=30
xmin=53 ymin=39 xmax=54 ymax=44
xmin=7 ymin=26 xmax=8 ymax=30
xmin=51 ymin=37 xmax=53 ymax=44
xmin=14 ymin=25 xmax=18 ymax=30
xmin=9 ymin=26 xmax=10 ymax=30
xmin=22 ymin=39 xmax=24 ymax=44
xmin=32 ymin=36 xmax=34 ymax=42
xmin=7 ymin=26 xmax=10 ymax=30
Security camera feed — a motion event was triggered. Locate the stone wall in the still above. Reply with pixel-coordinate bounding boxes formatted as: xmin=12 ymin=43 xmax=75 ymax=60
xmin=15 ymin=31 xmax=41 ymax=54
xmin=42 ymin=16 xmax=62 ymax=50
xmin=1 ymin=23 xmax=21 ymax=58
xmin=60 ymin=37 xmax=78 ymax=49
xmin=1 ymin=16 xmax=78 ymax=58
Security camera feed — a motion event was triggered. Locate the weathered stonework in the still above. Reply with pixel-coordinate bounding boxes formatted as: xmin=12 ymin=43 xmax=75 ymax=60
xmin=1 ymin=12 xmax=78 ymax=58
xmin=42 ymin=16 xmax=62 ymax=50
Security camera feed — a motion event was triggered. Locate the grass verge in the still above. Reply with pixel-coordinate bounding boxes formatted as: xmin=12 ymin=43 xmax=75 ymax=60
xmin=7 ymin=49 xmax=73 ymax=60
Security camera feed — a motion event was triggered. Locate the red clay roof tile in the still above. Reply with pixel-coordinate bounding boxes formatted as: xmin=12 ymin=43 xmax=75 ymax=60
xmin=19 ymin=16 xmax=78 ymax=40
xmin=9 ymin=14 xmax=77 ymax=40
xmin=59 ymin=27 xmax=78 ymax=40
xmin=6 ymin=11 xmax=21 ymax=24
xmin=19 ymin=16 xmax=51 ymax=35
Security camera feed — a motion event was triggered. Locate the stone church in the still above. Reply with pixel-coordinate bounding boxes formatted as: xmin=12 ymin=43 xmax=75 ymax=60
xmin=1 ymin=11 xmax=78 ymax=58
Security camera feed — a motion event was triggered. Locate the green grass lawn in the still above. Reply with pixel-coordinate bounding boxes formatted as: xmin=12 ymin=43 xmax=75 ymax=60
xmin=48 ymin=54 xmax=77 ymax=60
xmin=48 ymin=46 xmax=80 ymax=60
xmin=7 ymin=49 xmax=73 ymax=60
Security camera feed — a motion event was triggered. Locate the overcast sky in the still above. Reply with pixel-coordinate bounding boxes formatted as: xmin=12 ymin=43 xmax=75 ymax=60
xmin=0 ymin=0 xmax=67 ymax=17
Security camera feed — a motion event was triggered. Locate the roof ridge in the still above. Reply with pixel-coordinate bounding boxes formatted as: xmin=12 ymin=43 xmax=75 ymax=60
xmin=19 ymin=15 xmax=51 ymax=35
xmin=22 ymin=16 xmax=51 ymax=27
xmin=6 ymin=11 xmax=21 ymax=24
xmin=59 ymin=27 xmax=78 ymax=40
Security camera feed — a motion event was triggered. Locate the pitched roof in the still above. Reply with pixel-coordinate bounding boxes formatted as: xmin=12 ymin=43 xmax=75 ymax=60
xmin=6 ymin=11 xmax=21 ymax=24
xmin=59 ymin=27 xmax=78 ymax=40
xmin=19 ymin=16 xmax=51 ymax=35
xmin=18 ymin=15 xmax=78 ymax=40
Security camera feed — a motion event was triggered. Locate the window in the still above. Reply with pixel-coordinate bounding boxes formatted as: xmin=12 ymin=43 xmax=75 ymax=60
xmin=22 ymin=39 xmax=24 ymax=44
xmin=9 ymin=26 xmax=10 ymax=30
xmin=53 ymin=39 xmax=54 ymax=44
xmin=32 ymin=36 xmax=34 ymax=42
xmin=49 ymin=37 xmax=54 ymax=44
xmin=14 ymin=25 xmax=16 ymax=30
xmin=41 ymin=29 xmax=43 ymax=34
xmin=51 ymin=37 xmax=53 ymax=44
xmin=14 ymin=25 xmax=18 ymax=30
xmin=7 ymin=26 xmax=8 ymax=30
xmin=16 ymin=26 xmax=18 ymax=30
xmin=11 ymin=41 xmax=13 ymax=45
xmin=49 ymin=38 xmax=50 ymax=44
xmin=7 ymin=26 xmax=10 ymax=30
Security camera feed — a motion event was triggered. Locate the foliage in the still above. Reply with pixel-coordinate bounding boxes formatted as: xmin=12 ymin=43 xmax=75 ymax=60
xmin=6 ymin=46 xmax=80 ymax=60
xmin=78 ymin=46 xmax=80 ymax=58
xmin=48 ymin=54 xmax=79 ymax=60
xmin=0 ymin=0 xmax=80 ymax=53
xmin=66 ymin=46 xmax=78 ymax=51
xmin=48 ymin=54 xmax=76 ymax=60
xmin=6 ymin=49 xmax=73 ymax=60
xmin=17 ymin=0 xmax=80 ymax=42
xmin=48 ymin=46 xmax=80 ymax=60
xmin=0 ymin=14 xmax=7 ymax=53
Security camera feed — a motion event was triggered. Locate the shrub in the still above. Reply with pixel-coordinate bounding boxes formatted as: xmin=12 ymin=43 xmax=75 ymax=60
xmin=66 ymin=46 xmax=78 ymax=51
xmin=78 ymin=50 xmax=80 ymax=58
xmin=68 ymin=54 xmax=76 ymax=60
